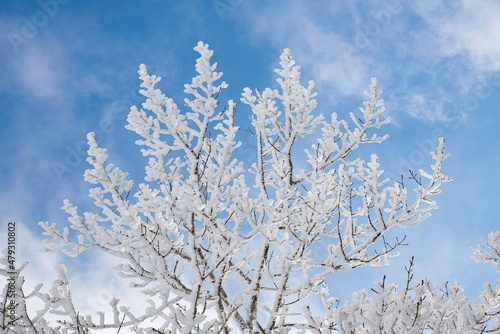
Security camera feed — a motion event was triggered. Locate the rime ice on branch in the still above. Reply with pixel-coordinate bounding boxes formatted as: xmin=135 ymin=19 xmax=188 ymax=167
xmin=3 ymin=41 xmax=493 ymax=333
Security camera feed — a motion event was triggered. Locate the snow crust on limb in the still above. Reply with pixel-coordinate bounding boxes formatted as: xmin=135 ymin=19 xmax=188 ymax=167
xmin=0 ymin=41 xmax=496 ymax=333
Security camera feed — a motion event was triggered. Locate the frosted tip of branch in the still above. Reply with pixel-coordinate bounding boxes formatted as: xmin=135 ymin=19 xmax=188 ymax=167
xmin=194 ymin=41 xmax=213 ymax=58
xmin=279 ymin=48 xmax=293 ymax=65
xmin=86 ymin=132 xmax=96 ymax=143
xmin=138 ymin=64 xmax=147 ymax=76
xmin=55 ymin=264 xmax=67 ymax=276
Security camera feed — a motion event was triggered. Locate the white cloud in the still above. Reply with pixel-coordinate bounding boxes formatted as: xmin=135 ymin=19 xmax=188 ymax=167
xmin=0 ymin=218 xmax=153 ymax=332
xmin=415 ymin=0 xmax=500 ymax=72
xmin=13 ymin=42 xmax=66 ymax=99
xmin=0 ymin=23 xmax=111 ymax=106
xmin=406 ymin=92 xmax=449 ymax=123
xmin=0 ymin=220 xmax=62 ymax=322
xmin=235 ymin=1 xmax=371 ymax=102
xmin=235 ymin=0 xmax=500 ymax=124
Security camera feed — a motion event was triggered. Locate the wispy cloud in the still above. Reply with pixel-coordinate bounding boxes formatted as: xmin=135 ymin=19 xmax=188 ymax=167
xmin=415 ymin=0 xmax=500 ymax=72
xmin=235 ymin=0 xmax=500 ymax=124
xmin=235 ymin=1 xmax=371 ymax=101
xmin=2 ymin=36 xmax=111 ymax=106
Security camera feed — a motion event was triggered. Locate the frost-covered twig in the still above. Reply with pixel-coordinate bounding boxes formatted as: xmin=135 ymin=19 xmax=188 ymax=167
xmin=15 ymin=41 xmax=497 ymax=333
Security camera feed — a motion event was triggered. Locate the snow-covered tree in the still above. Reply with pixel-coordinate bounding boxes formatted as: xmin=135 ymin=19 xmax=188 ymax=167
xmin=2 ymin=42 xmax=500 ymax=333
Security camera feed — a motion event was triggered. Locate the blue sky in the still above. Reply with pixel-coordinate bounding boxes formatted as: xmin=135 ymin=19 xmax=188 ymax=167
xmin=1 ymin=0 xmax=499 ymax=320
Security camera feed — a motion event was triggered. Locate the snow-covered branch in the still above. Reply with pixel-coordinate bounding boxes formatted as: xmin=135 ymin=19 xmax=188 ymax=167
xmin=0 ymin=41 xmax=494 ymax=333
